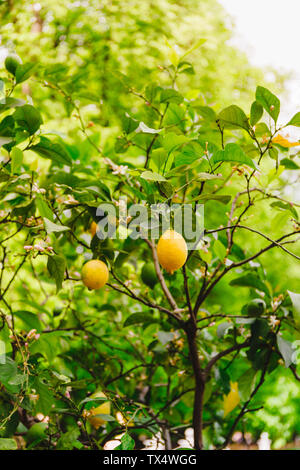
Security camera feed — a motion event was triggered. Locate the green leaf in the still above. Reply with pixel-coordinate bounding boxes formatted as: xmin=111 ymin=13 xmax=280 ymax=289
xmin=140 ymin=170 xmax=166 ymax=182
xmin=115 ymin=432 xmax=135 ymax=450
xmin=230 ymin=273 xmax=270 ymax=296
xmin=270 ymin=201 xmax=298 ymax=220
xmin=0 ymin=357 xmax=18 ymax=387
xmin=160 ymin=89 xmax=183 ymax=104
xmin=254 ymin=122 xmax=271 ymax=137
xmin=0 ymin=356 xmax=21 ymax=393
xmin=35 ymin=196 xmax=54 ymax=221
xmin=0 ymin=438 xmax=17 ymax=450
xmin=287 ymin=112 xmax=300 ymax=127
xmin=121 ymin=113 xmax=139 ymax=134
xmin=4 ymin=55 xmax=22 ymax=75
xmin=151 ymin=148 xmax=168 ymax=171
xmin=30 ymin=137 xmax=72 ymax=166
xmin=213 ymin=239 xmax=226 ymax=260
xmin=0 ymin=323 xmax=12 ymax=355
xmin=47 ymin=255 xmax=66 ymax=292
xmin=268 ymin=147 xmax=278 ymax=163
xmin=287 ymin=291 xmax=300 ymax=328
xmin=34 ymin=376 xmax=55 ymax=415
xmin=15 ymin=63 xmax=36 ymax=84
xmin=162 ymin=132 xmax=187 ymax=154
xmin=280 ymin=158 xmax=299 ymax=170
xmin=218 ymin=105 xmax=250 ymax=131
xmin=13 ymin=105 xmax=43 ymax=135
xmin=30 ymin=136 xmax=72 ymax=166
xmin=196 ymin=106 xmax=216 ymax=122
xmin=212 ymin=143 xmax=256 ymax=169
xmin=145 ymin=83 xmax=161 ymax=102
xmin=277 ymin=335 xmax=294 ymax=368
xmin=30 ymin=331 xmax=70 ymax=363
xmin=10 ymin=147 xmax=23 ymax=174
xmin=174 ymin=143 xmax=201 ymax=166
xmin=199 ymin=249 xmax=212 ymax=264
xmin=43 ymin=218 xmax=70 ymax=234
xmin=56 ymin=429 xmax=80 ymax=450
xmin=238 ymin=368 xmax=257 ymax=401
xmin=124 ymin=312 xmax=155 ymax=327
xmin=115 ymin=136 xmax=129 ymax=153
xmin=25 ymin=423 xmax=48 ymax=446
xmin=255 ymin=86 xmax=280 ymax=123
xmin=14 ymin=310 xmax=42 ymax=332
xmin=250 ymin=101 xmax=263 ymax=126
xmin=181 ymin=38 xmax=206 ymax=59
xmin=158 ymin=181 xmax=174 ymax=198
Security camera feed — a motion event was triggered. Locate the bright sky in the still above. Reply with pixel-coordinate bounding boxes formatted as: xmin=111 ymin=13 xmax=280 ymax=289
xmin=219 ymin=0 xmax=300 ymax=126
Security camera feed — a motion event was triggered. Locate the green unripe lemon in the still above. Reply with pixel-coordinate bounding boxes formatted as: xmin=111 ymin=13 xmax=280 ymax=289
xmin=141 ymin=262 xmax=157 ymax=289
xmin=247 ymin=298 xmax=266 ymax=316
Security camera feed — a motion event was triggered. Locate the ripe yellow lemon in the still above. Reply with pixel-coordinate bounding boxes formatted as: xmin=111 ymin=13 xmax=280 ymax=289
xmin=90 ymin=221 xmax=98 ymax=238
xmin=157 ymin=229 xmax=187 ymax=274
xmin=84 ymin=391 xmax=110 ymax=429
xmin=81 ymin=259 xmax=109 ymax=289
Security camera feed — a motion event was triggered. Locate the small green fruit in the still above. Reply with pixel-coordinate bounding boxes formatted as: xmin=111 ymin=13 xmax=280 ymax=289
xmin=5 ymin=55 xmax=22 ymax=76
xmin=141 ymin=262 xmax=157 ymax=289
xmin=247 ymin=298 xmax=266 ymax=316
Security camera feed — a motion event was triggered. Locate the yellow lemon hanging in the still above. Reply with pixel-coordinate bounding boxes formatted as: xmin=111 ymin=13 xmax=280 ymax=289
xmin=81 ymin=259 xmax=109 ymax=290
xmin=157 ymin=229 xmax=187 ymax=274
xmin=83 ymin=391 xmax=111 ymax=429
xmin=223 ymin=381 xmax=240 ymax=417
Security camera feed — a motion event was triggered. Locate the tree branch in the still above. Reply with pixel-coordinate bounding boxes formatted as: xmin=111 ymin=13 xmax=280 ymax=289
xmin=204 ymin=340 xmax=250 ymax=378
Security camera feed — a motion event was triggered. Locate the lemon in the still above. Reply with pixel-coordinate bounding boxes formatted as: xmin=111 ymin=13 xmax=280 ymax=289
xmin=141 ymin=262 xmax=157 ymax=288
xmin=90 ymin=221 xmax=98 ymax=238
xmin=81 ymin=259 xmax=109 ymax=289
xmin=84 ymin=391 xmax=110 ymax=430
xmin=247 ymin=298 xmax=266 ymax=316
xmin=157 ymin=229 xmax=187 ymax=274
xmin=223 ymin=382 xmax=240 ymax=417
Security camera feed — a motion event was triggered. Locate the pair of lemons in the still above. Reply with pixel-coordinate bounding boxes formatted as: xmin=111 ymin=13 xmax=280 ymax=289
xmin=82 ymin=229 xmax=188 ymax=290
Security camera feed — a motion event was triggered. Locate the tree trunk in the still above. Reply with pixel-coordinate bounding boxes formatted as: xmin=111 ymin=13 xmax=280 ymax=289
xmin=186 ymin=321 xmax=205 ymax=450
